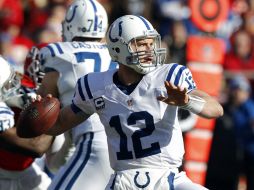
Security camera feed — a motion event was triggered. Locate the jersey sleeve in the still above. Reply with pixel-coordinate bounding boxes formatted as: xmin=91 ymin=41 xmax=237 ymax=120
xmin=40 ymin=43 xmax=72 ymax=72
xmin=71 ymin=75 xmax=95 ymax=115
xmin=0 ymin=103 xmax=15 ymax=132
xmin=165 ymin=63 xmax=196 ymax=93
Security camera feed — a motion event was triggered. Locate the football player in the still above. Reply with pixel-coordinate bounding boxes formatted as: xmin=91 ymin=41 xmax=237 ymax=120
xmin=35 ymin=15 xmax=224 ymax=190
xmin=36 ymin=0 xmax=115 ymax=189
xmin=23 ymin=43 xmax=66 ymax=179
xmin=0 ymin=56 xmax=52 ymax=190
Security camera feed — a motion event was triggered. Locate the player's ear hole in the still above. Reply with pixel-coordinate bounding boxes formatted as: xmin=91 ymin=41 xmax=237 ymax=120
xmin=112 ymin=47 xmax=120 ymax=53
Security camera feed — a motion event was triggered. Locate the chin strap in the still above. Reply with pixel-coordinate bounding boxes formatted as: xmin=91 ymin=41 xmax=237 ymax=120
xmin=180 ymin=95 xmax=206 ymax=114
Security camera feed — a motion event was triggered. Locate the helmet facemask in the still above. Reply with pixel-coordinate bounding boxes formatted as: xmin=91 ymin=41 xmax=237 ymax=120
xmin=106 ymin=15 xmax=167 ymax=75
xmin=126 ymin=35 xmax=166 ymax=74
xmin=1 ymin=68 xmax=21 ymax=101
xmin=24 ymin=45 xmax=45 ymax=89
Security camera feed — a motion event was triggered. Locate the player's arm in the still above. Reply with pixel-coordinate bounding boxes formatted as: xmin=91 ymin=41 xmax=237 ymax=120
xmin=157 ymin=81 xmax=223 ymax=119
xmin=37 ymin=71 xmax=59 ymax=97
xmin=45 ymin=103 xmax=90 ymax=136
xmin=0 ymin=127 xmax=54 ymax=157
xmin=187 ymin=89 xmax=223 ymax=119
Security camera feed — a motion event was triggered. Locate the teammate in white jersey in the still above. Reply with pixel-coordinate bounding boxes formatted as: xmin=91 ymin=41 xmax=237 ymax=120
xmin=37 ymin=0 xmax=115 ymax=189
xmin=34 ymin=15 xmax=223 ymax=189
xmin=0 ymin=56 xmax=52 ymax=190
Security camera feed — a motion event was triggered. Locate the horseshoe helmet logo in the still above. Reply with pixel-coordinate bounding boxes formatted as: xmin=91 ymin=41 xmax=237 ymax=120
xmin=65 ymin=5 xmax=78 ymax=23
xmin=108 ymin=21 xmax=123 ymax=43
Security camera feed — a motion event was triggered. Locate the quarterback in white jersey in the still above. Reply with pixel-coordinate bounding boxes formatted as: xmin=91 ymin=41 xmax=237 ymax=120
xmin=34 ymin=15 xmax=223 ymax=189
xmin=72 ymin=63 xmax=190 ymax=171
xmin=37 ymin=0 xmax=115 ymax=190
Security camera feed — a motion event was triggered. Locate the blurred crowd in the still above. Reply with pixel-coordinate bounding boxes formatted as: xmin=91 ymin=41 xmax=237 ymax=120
xmin=1 ymin=0 xmax=254 ymax=190
xmin=1 ymin=0 xmax=254 ymax=84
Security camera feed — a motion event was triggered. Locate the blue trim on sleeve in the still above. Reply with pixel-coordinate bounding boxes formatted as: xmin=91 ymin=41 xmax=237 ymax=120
xmin=54 ymin=43 xmax=64 ymax=54
xmin=46 ymin=45 xmax=55 ymax=57
xmin=44 ymin=165 xmax=54 ymax=179
xmin=84 ymin=75 xmax=93 ymax=99
xmin=71 ymin=102 xmax=83 ymax=114
xmin=0 ymin=106 xmax=12 ymax=111
xmin=0 ymin=110 xmax=14 ymax=115
xmin=166 ymin=63 xmax=178 ymax=82
xmin=44 ymin=67 xmax=57 ymax=73
xmin=174 ymin=66 xmax=186 ymax=86
xmin=77 ymin=78 xmax=86 ymax=101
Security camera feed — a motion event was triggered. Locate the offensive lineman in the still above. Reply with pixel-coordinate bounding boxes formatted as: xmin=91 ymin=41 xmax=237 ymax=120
xmin=37 ymin=0 xmax=115 ymax=189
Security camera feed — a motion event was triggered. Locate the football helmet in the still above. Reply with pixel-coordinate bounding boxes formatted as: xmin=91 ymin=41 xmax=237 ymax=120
xmin=24 ymin=43 xmax=47 ymax=89
xmin=106 ymin=15 xmax=167 ymax=74
xmin=62 ymin=0 xmax=108 ymax=41
xmin=0 ymin=56 xmax=21 ymax=101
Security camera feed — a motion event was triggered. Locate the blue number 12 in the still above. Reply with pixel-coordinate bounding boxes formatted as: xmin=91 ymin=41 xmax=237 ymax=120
xmin=109 ymin=111 xmax=161 ymax=160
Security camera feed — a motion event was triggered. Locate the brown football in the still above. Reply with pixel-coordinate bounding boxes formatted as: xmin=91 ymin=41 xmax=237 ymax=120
xmin=16 ymin=97 xmax=60 ymax=138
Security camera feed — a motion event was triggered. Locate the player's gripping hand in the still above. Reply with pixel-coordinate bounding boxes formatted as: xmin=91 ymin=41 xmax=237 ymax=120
xmin=16 ymin=94 xmax=60 ymax=138
xmin=157 ymin=81 xmax=189 ymax=106
xmin=33 ymin=94 xmax=52 ymax=102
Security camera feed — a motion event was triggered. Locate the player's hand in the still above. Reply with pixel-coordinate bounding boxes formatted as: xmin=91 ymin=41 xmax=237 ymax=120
xmin=32 ymin=94 xmax=53 ymax=102
xmin=157 ymin=81 xmax=189 ymax=106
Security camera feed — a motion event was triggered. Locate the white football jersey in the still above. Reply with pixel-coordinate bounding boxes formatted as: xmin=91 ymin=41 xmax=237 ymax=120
xmin=0 ymin=102 xmax=14 ymax=132
xmin=72 ymin=63 xmax=197 ymax=171
xmin=40 ymin=41 xmax=117 ymax=142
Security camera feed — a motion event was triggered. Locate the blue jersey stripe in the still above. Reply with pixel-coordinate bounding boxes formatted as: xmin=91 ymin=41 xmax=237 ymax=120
xmin=44 ymin=67 xmax=57 ymax=73
xmin=0 ymin=110 xmax=14 ymax=115
xmin=53 ymin=43 xmax=64 ymax=54
xmin=110 ymin=173 xmax=117 ymax=189
xmin=44 ymin=165 xmax=54 ymax=179
xmin=166 ymin=63 xmax=178 ymax=82
xmin=137 ymin=16 xmax=151 ymax=30
xmin=53 ymin=133 xmax=90 ymax=190
xmin=167 ymin=172 xmax=175 ymax=190
xmin=84 ymin=75 xmax=93 ymax=99
xmin=71 ymin=101 xmax=83 ymax=114
xmin=109 ymin=61 xmax=118 ymax=70
xmin=89 ymin=0 xmax=98 ymax=31
xmin=174 ymin=66 xmax=186 ymax=86
xmin=66 ymin=132 xmax=94 ymax=189
xmin=46 ymin=45 xmax=55 ymax=57
xmin=0 ymin=106 xmax=12 ymax=111
xmin=77 ymin=78 xmax=86 ymax=101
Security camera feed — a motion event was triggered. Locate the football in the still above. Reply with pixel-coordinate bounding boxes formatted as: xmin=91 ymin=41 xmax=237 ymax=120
xmin=16 ymin=97 xmax=60 ymax=138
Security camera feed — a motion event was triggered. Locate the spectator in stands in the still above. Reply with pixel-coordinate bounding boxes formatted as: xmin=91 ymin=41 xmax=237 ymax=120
xmin=224 ymin=29 xmax=254 ymax=71
xmin=163 ymin=20 xmax=188 ymax=66
xmin=206 ymin=74 xmax=254 ymax=190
